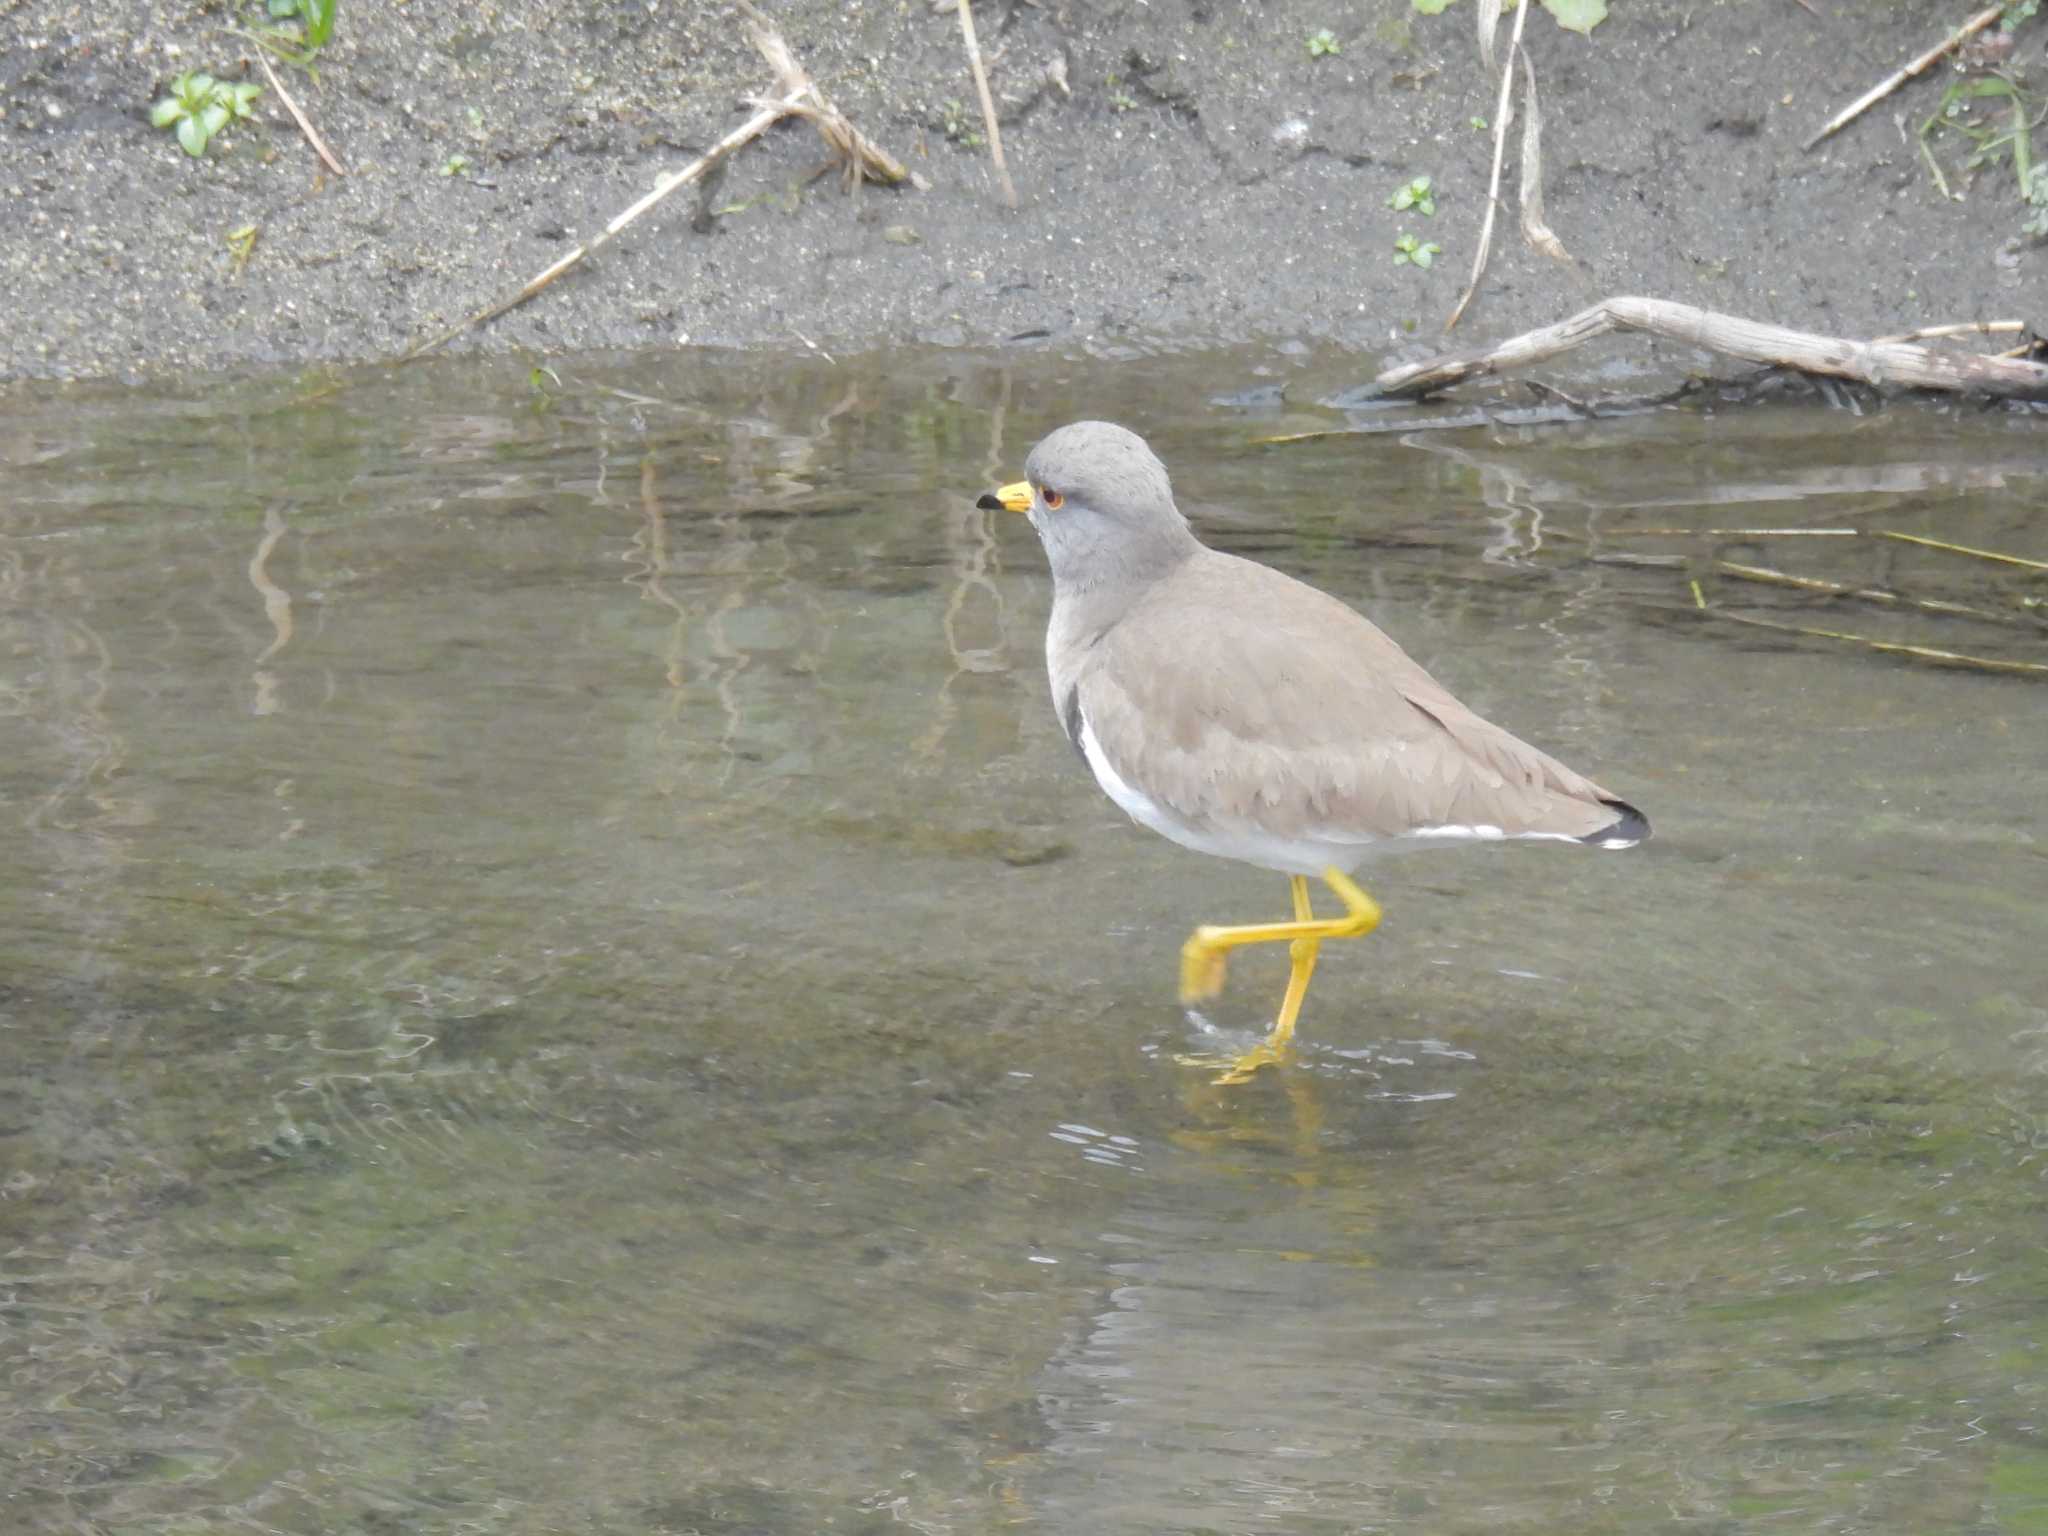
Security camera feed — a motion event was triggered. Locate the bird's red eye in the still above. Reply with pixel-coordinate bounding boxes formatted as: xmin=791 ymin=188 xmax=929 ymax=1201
xmin=1042 ymin=487 xmax=1065 ymax=510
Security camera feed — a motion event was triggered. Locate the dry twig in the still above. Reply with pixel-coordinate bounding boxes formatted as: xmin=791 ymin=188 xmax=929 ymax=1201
xmin=402 ymin=6 xmax=909 ymax=360
xmin=1447 ymin=0 xmax=1531 ymax=332
xmin=1803 ymin=4 xmax=2004 ymax=152
xmin=955 ymin=0 xmax=1018 ymax=207
xmin=401 ymin=89 xmax=808 ymax=359
xmin=742 ymin=1 xmax=911 ymax=187
xmin=1516 ymin=48 xmax=1569 ymax=264
xmin=256 ymin=51 xmax=346 ymax=176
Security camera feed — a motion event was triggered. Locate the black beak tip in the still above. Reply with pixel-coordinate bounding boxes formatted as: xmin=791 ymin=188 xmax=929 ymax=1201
xmin=974 ymin=493 xmax=1005 ymax=512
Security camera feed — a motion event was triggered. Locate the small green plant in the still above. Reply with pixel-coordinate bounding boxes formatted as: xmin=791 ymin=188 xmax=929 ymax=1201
xmin=1917 ymin=67 xmax=2037 ymax=204
xmin=1392 ymin=233 xmax=1440 ymax=268
xmin=150 ymin=72 xmax=262 ymax=157
xmin=258 ymin=0 xmax=339 ymax=63
xmin=439 ymin=153 xmax=472 ymax=177
xmin=1470 ymin=115 xmax=1488 ymax=131
xmin=1307 ymin=28 xmax=1340 ymax=57
xmin=939 ymin=97 xmax=985 ymax=145
xmin=1388 ymin=175 xmax=1436 ymax=215
xmin=1103 ymin=74 xmax=1139 ymax=113
xmin=225 ymin=223 xmax=258 ymax=276
xmin=1412 ymin=0 xmax=1607 ymax=36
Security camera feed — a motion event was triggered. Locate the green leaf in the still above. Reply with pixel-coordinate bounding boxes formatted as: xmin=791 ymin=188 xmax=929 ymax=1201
xmin=1541 ymin=0 xmax=1606 ymax=32
xmin=199 ymin=101 xmax=230 ymax=137
xmin=226 ymin=82 xmax=262 ymax=117
xmin=188 ymin=73 xmax=216 ymax=98
xmin=1412 ymin=0 xmax=1454 ymax=13
xmin=151 ymin=96 xmax=186 ymax=127
xmin=177 ymin=115 xmax=209 ymax=156
xmin=304 ymin=0 xmax=338 ymax=48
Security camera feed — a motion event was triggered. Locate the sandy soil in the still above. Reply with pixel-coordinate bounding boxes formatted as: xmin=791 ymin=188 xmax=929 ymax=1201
xmin=2 ymin=0 xmax=2040 ymax=384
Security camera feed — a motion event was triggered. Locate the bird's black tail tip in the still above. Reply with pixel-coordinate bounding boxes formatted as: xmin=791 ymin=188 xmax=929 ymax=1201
xmin=1584 ymin=798 xmax=1650 ymax=850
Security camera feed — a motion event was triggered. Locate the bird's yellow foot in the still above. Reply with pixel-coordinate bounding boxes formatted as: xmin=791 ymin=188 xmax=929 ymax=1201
xmin=1173 ymin=1015 xmax=1299 ymax=1085
xmin=1179 ymin=926 xmax=1230 ymax=1003
xmin=1213 ymin=1038 xmax=1291 ymax=1086
xmin=1170 ymin=1041 xmax=1293 ymax=1084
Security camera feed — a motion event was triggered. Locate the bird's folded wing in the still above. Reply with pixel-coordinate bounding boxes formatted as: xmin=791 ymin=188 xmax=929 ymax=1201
xmin=1078 ymin=552 xmax=1622 ymax=842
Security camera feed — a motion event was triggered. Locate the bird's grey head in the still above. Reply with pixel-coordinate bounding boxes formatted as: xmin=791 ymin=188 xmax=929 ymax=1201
xmin=1012 ymin=421 xmax=1199 ymax=596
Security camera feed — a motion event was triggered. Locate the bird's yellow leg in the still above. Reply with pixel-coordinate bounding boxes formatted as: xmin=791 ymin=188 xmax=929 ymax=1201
xmin=1178 ymin=867 xmax=1383 ymax=1085
xmin=1271 ymin=875 xmax=1322 ymax=1049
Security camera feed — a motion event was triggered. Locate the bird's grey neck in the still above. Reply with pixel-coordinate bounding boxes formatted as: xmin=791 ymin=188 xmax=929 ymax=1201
xmin=1044 ymin=527 xmax=1200 ymax=669
xmin=1041 ymin=517 xmax=1201 ymax=609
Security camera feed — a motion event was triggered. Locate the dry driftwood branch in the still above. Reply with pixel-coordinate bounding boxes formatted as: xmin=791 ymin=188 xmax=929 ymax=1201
xmin=1803 ymin=4 xmax=2004 ymax=152
xmin=956 ymin=0 xmax=1018 ymax=207
xmin=1376 ymin=296 xmax=2048 ymax=401
xmin=256 ymin=52 xmax=346 ymax=176
xmin=401 ymin=6 xmax=909 ymax=360
xmin=1446 ymin=0 xmax=1533 ymax=332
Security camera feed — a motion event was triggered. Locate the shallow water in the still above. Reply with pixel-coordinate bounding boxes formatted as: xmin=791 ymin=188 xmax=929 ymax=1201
xmin=4 ymin=352 xmax=2046 ymax=1535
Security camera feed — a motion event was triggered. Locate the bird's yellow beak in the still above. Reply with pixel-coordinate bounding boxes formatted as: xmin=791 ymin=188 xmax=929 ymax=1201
xmin=975 ymin=481 xmax=1034 ymax=515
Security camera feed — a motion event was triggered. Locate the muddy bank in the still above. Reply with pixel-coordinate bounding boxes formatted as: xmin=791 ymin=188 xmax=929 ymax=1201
xmin=3 ymin=0 xmax=2040 ymax=384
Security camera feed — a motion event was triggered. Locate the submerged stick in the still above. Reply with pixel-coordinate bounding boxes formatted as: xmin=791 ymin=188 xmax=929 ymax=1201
xmin=1376 ymin=296 xmax=2048 ymax=401
xmin=1700 ymin=607 xmax=2048 ymax=677
xmin=1802 ymin=5 xmax=2004 ymax=152
xmin=956 ymin=0 xmax=1018 ymax=208
xmin=1878 ymin=530 xmax=2048 ymax=572
xmin=1715 ymin=561 xmax=2023 ymax=624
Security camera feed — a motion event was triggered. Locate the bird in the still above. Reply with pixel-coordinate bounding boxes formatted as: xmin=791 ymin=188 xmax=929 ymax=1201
xmin=977 ymin=420 xmax=1648 ymax=1084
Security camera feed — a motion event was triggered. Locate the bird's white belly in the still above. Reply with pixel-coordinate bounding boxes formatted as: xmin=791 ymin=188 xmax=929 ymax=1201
xmin=1075 ymin=715 xmax=1368 ymax=876
xmin=1074 ymin=714 xmax=1587 ymax=876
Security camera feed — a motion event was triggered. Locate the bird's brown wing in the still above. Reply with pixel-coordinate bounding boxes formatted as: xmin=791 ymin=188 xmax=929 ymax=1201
xmin=1075 ymin=549 xmax=1629 ymax=844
